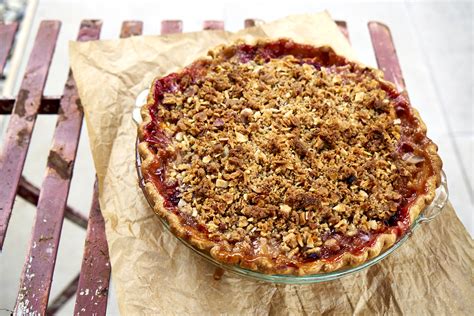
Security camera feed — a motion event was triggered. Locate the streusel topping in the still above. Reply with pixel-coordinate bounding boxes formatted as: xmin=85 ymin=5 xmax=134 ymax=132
xmin=150 ymin=48 xmax=422 ymax=260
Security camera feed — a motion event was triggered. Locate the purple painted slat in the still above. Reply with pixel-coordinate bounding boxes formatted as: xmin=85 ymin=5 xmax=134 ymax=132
xmin=121 ymin=20 xmax=143 ymax=40
xmin=161 ymin=20 xmax=183 ymax=34
xmin=74 ymin=21 xmax=143 ymax=315
xmin=17 ymin=175 xmax=88 ymax=229
xmin=203 ymin=20 xmax=224 ymax=30
xmin=0 ymin=21 xmax=60 ymax=250
xmin=335 ymin=20 xmax=350 ymax=43
xmin=74 ymin=180 xmax=110 ymax=315
xmin=368 ymin=22 xmax=406 ymax=92
xmin=120 ymin=21 xmax=143 ymax=38
xmin=13 ymin=20 xmax=102 ymax=315
xmin=244 ymin=19 xmax=263 ymax=28
xmin=0 ymin=22 xmax=18 ymax=76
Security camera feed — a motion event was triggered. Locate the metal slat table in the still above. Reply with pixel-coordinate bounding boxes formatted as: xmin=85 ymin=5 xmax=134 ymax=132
xmin=0 ymin=18 xmax=405 ymax=315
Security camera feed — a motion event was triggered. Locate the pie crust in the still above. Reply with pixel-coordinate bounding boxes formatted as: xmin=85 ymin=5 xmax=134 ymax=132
xmin=137 ymin=39 xmax=442 ymax=275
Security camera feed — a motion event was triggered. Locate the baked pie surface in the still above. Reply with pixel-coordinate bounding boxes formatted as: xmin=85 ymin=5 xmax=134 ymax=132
xmin=138 ymin=39 xmax=442 ymax=275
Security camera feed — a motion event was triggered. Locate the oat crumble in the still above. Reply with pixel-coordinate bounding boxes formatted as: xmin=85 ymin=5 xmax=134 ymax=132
xmin=148 ymin=47 xmax=424 ymax=260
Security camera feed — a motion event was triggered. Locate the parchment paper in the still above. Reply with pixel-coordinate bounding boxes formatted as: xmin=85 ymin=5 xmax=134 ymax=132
xmin=69 ymin=12 xmax=473 ymax=315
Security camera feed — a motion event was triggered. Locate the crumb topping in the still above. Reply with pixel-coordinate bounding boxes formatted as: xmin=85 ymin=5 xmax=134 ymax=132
xmin=145 ymin=43 xmax=427 ymax=262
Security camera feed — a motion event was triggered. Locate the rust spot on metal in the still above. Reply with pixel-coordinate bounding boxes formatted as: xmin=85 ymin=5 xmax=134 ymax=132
xmin=75 ymin=98 xmax=83 ymax=112
xmin=203 ymin=20 xmax=224 ymax=30
xmin=39 ymin=235 xmax=53 ymax=242
xmin=57 ymin=113 xmax=69 ymax=122
xmin=78 ymin=20 xmax=103 ymax=42
xmin=47 ymin=150 xmax=73 ymax=179
xmin=14 ymin=89 xmax=29 ymax=117
xmin=96 ymin=286 xmax=108 ymax=297
xmin=82 ymin=20 xmax=102 ymax=28
xmin=64 ymin=82 xmax=75 ymax=91
xmin=16 ymin=128 xmax=29 ymax=146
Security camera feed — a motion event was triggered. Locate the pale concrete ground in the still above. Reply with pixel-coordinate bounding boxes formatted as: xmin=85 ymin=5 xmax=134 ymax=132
xmin=0 ymin=0 xmax=472 ymax=314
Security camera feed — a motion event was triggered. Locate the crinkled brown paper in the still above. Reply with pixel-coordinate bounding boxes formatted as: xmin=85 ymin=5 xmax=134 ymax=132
xmin=69 ymin=11 xmax=473 ymax=315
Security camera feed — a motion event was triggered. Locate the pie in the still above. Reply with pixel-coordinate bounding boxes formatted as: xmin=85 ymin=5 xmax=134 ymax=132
xmin=137 ymin=39 xmax=442 ymax=275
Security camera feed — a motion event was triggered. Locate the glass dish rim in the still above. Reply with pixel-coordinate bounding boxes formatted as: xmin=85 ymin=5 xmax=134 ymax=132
xmin=134 ymin=138 xmax=448 ymax=284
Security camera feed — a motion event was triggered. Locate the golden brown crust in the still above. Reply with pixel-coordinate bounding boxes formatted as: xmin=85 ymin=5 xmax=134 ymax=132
xmin=137 ymin=39 xmax=442 ymax=275
xmin=404 ymin=107 xmax=442 ymax=224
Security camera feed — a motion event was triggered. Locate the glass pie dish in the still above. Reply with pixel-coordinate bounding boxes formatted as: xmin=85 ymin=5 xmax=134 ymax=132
xmin=133 ymin=90 xmax=448 ymax=284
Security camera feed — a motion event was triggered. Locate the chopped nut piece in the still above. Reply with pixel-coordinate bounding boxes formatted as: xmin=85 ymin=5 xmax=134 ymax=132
xmin=283 ymin=233 xmax=298 ymax=248
xmin=346 ymin=226 xmax=358 ymax=237
xmin=288 ymin=247 xmax=299 ymax=258
xmin=367 ymin=220 xmax=378 ymax=230
xmin=176 ymin=164 xmax=190 ymax=171
xmin=240 ymin=108 xmax=253 ymax=118
xmin=296 ymin=233 xmax=304 ymax=247
xmin=334 ymin=219 xmax=348 ymax=229
xmin=324 ymin=238 xmax=337 ymax=247
xmin=216 ymin=179 xmax=229 ymax=188
xmin=354 ymin=92 xmax=365 ymax=102
xmin=254 ymin=149 xmax=267 ymax=163
xmin=238 ymin=217 xmax=248 ymax=227
xmin=207 ymin=222 xmax=219 ymax=232
xmin=359 ymin=190 xmax=369 ymax=199
xmin=299 ymin=212 xmax=306 ymax=225
xmin=222 ymin=193 xmax=234 ymax=204
xmin=280 ymin=204 xmax=291 ymax=215
xmin=332 ymin=204 xmax=346 ymax=212
xmin=202 ymin=156 xmax=212 ymax=163
xmin=235 ymin=132 xmax=248 ymax=142
xmin=250 ymin=185 xmax=262 ymax=193
xmin=177 ymin=199 xmax=187 ymax=208
xmin=283 ymin=110 xmax=293 ymax=118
